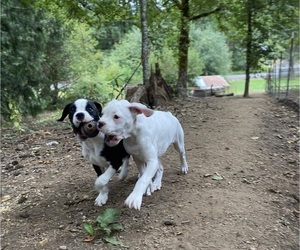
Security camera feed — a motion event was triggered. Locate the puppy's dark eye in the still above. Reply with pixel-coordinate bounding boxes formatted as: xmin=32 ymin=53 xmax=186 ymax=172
xmin=70 ymin=106 xmax=76 ymax=112
xmin=114 ymin=115 xmax=119 ymax=119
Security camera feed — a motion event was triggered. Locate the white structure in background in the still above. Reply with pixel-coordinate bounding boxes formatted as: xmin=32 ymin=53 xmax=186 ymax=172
xmin=190 ymin=75 xmax=230 ymax=97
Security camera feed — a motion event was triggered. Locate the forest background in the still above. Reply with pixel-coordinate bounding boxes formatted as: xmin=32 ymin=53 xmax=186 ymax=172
xmin=1 ymin=0 xmax=299 ymax=126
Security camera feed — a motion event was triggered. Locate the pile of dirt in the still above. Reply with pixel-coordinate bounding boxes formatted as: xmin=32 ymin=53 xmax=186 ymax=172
xmin=1 ymin=94 xmax=299 ymax=250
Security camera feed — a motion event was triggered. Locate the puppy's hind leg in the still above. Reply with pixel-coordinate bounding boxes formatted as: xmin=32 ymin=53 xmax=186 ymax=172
xmin=133 ymin=156 xmax=146 ymax=179
xmin=118 ymin=156 xmax=130 ymax=181
xmin=151 ymin=159 xmax=164 ymax=193
xmin=174 ymin=128 xmax=189 ymax=174
xmin=146 ymin=160 xmax=163 ymax=195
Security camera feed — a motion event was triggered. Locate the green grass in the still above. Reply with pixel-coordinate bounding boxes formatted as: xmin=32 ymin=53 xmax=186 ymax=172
xmin=225 ymin=79 xmax=265 ymax=95
xmin=226 ymin=77 xmax=300 ymax=95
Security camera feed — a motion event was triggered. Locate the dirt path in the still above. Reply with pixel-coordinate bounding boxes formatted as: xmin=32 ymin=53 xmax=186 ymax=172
xmin=1 ymin=94 xmax=299 ymax=250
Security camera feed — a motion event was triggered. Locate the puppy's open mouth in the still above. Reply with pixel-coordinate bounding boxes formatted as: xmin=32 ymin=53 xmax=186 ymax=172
xmin=105 ymin=134 xmax=118 ymax=143
xmin=104 ymin=134 xmax=121 ymax=146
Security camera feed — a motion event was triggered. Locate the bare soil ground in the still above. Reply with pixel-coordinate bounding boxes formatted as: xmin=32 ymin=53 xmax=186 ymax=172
xmin=1 ymin=94 xmax=299 ymax=250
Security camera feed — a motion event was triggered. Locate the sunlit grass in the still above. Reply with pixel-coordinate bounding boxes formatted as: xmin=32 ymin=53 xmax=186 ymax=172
xmin=226 ymin=77 xmax=300 ymax=95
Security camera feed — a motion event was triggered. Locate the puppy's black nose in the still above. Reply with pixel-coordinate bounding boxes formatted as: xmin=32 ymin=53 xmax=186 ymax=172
xmin=76 ymin=112 xmax=84 ymax=121
xmin=98 ymin=121 xmax=105 ymax=129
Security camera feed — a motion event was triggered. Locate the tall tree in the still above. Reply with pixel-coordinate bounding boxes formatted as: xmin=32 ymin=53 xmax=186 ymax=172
xmin=171 ymin=0 xmax=223 ymax=97
xmin=244 ymin=0 xmax=253 ymax=97
xmin=140 ymin=0 xmax=150 ymax=87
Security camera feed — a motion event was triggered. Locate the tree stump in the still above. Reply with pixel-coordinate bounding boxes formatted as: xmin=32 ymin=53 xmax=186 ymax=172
xmin=125 ymin=63 xmax=173 ymax=107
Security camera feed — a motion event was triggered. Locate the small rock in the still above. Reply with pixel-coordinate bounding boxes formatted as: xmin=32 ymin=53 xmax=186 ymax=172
xmin=39 ymin=238 xmax=48 ymax=247
xmin=11 ymin=160 xmax=19 ymax=166
xmin=13 ymin=171 xmax=21 ymax=176
xmin=59 ymin=246 xmax=67 ymax=250
xmin=46 ymin=141 xmax=59 ymax=146
xmin=1 ymin=195 xmax=11 ymax=202
xmin=16 ymin=144 xmax=25 ymax=151
xmin=164 ymin=220 xmax=176 ymax=226
xmin=18 ymin=211 xmax=30 ymax=219
xmin=17 ymin=196 xmax=27 ymax=204
xmin=181 ymin=220 xmax=190 ymax=225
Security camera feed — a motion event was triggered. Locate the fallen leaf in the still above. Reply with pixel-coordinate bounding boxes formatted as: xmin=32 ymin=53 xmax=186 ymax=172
xmin=83 ymin=235 xmax=95 ymax=242
xmin=212 ymin=173 xmax=224 ymax=181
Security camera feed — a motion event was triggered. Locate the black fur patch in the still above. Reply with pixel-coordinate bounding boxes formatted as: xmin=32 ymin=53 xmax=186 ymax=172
xmin=101 ymin=140 xmax=130 ymax=171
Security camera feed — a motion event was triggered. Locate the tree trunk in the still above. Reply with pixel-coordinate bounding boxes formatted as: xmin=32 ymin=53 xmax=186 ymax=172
xmin=140 ymin=0 xmax=150 ymax=88
xmin=244 ymin=0 xmax=253 ymax=98
xmin=177 ymin=0 xmax=190 ymax=98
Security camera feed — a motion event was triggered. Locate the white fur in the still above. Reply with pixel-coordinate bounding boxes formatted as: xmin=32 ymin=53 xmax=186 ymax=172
xmin=99 ymin=100 xmax=189 ymax=210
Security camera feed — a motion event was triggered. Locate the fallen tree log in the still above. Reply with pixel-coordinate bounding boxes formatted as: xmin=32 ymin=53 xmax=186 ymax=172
xmin=215 ymin=93 xmax=234 ymax=97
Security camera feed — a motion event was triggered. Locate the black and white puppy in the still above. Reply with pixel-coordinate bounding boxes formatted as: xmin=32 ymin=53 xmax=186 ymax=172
xmin=57 ymin=98 xmax=130 ymax=206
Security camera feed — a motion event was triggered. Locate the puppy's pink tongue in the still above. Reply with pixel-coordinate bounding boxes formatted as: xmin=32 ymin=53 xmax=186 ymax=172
xmin=105 ymin=135 xmax=115 ymax=142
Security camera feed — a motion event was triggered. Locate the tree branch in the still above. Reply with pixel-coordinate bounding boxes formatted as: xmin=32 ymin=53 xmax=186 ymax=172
xmin=189 ymin=5 xmax=223 ymax=21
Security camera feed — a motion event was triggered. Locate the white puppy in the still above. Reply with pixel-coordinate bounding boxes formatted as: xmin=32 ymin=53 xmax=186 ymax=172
xmin=98 ymin=100 xmax=188 ymax=210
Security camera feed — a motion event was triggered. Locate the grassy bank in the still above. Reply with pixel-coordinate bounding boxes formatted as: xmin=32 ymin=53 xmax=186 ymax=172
xmin=226 ymin=77 xmax=300 ymax=95
xmin=225 ymin=79 xmax=265 ymax=95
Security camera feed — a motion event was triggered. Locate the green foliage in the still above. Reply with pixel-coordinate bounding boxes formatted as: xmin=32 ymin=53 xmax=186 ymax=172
xmin=190 ymin=21 xmax=232 ymax=76
xmin=63 ymin=22 xmax=113 ymax=103
xmin=4 ymin=0 xmax=298 ymax=122
xmin=218 ymin=0 xmax=299 ymax=71
xmin=102 ymin=27 xmax=143 ymax=84
xmin=103 ymin=24 xmax=229 ymax=87
xmin=1 ymin=0 xmax=70 ymax=124
xmin=83 ymin=208 xmax=125 ymax=246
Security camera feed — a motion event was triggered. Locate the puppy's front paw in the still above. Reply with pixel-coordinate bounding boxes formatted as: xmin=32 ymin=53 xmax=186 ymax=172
xmin=95 ymin=193 xmax=108 ymax=206
xmin=181 ymin=164 xmax=188 ymax=174
xmin=125 ymin=192 xmax=142 ymax=210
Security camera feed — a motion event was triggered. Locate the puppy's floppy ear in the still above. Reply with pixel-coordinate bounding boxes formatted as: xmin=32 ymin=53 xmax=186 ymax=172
xmin=129 ymin=102 xmax=154 ymax=117
xmin=57 ymin=103 xmax=72 ymax=121
xmin=93 ymin=101 xmax=102 ymax=114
